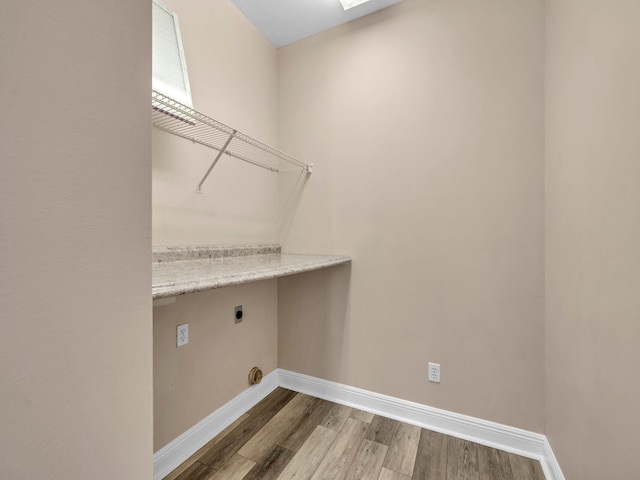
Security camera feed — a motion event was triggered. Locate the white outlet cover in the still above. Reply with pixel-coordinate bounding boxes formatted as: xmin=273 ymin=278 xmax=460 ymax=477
xmin=428 ymin=362 xmax=441 ymax=383
xmin=177 ymin=323 xmax=189 ymax=347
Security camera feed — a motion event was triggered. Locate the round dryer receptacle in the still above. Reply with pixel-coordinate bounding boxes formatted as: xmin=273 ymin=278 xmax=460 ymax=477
xmin=248 ymin=367 xmax=263 ymax=385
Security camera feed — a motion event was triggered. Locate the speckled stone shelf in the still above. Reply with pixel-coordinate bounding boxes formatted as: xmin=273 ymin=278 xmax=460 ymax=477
xmin=152 ymin=244 xmax=351 ymax=299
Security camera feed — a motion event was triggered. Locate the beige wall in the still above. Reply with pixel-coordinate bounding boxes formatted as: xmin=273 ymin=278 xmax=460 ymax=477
xmin=151 ymin=2 xmax=640 ymax=476
xmin=0 ymin=1 xmax=152 ymax=479
xmin=278 ymin=0 xmax=545 ymax=432
xmin=154 ymin=281 xmax=278 ymax=450
xmin=152 ymin=0 xmax=281 ymax=451
xmin=153 ymin=0 xmax=279 ymax=246
xmin=545 ymin=0 xmax=640 ymax=478
xmin=279 ymin=267 xmax=352 ymax=384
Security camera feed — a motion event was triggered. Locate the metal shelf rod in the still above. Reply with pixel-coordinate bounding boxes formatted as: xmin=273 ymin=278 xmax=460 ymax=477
xmin=197 ymin=132 xmax=235 ymax=194
xmin=151 ymin=91 xmax=313 ymax=191
xmin=153 ymin=125 xmax=279 ymax=173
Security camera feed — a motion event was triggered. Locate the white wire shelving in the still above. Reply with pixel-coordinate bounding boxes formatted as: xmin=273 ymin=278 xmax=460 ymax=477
xmin=152 ymin=90 xmax=313 ymax=193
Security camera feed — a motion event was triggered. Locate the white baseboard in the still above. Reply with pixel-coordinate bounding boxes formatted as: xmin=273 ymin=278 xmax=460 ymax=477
xmin=152 ymin=370 xmax=278 ymax=480
xmin=278 ymin=369 xmax=564 ymax=480
xmin=543 ymin=437 xmax=566 ymax=480
xmin=153 ymin=368 xmax=565 ymax=480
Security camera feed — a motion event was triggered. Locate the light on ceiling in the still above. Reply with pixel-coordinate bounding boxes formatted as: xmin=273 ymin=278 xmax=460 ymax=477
xmin=339 ymin=0 xmax=372 ymax=11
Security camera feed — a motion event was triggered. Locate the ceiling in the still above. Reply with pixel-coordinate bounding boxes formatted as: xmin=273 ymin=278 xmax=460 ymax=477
xmin=230 ymin=0 xmax=402 ymax=48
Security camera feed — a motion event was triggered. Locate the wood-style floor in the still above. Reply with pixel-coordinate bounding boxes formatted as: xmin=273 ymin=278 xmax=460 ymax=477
xmin=164 ymin=388 xmax=546 ymax=480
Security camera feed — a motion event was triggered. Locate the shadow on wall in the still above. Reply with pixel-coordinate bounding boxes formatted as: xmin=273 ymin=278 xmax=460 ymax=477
xmin=278 ymin=168 xmax=311 ymax=243
xmin=278 ymin=263 xmax=352 ymax=383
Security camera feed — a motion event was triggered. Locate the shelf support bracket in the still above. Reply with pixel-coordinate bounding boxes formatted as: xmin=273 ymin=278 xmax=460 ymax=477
xmin=197 ymin=130 xmax=236 ymax=194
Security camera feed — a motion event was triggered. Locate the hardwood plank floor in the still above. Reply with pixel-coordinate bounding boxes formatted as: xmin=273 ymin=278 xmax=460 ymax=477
xmin=172 ymin=462 xmax=214 ymax=480
xmin=243 ymin=445 xmax=295 ymax=480
xmin=209 ymin=454 xmax=254 ymax=480
xmin=278 ymin=426 xmax=338 ymax=480
xmin=278 ymin=397 xmax=335 ymax=452
xmin=446 ymin=437 xmax=479 ymax=480
xmin=164 ymin=388 xmax=545 ymax=480
xmin=310 ymin=418 xmax=369 ymax=480
xmin=508 ymin=453 xmax=546 ymax=480
xmin=383 ymin=422 xmax=421 ymax=477
xmin=350 ymin=409 xmax=375 ymax=424
xmin=379 ymin=468 xmax=411 ymax=480
xmin=163 ymin=414 xmax=250 ymax=480
xmin=238 ymin=393 xmax=315 ymax=461
xmin=320 ymin=403 xmax=352 ymax=431
xmin=365 ymin=415 xmax=400 ymax=446
xmin=345 ymin=439 xmax=388 ymax=480
xmin=198 ymin=388 xmax=297 ymax=470
xmin=412 ymin=428 xmax=448 ymax=480
xmin=477 ymin=446 xmax=513 ymax=480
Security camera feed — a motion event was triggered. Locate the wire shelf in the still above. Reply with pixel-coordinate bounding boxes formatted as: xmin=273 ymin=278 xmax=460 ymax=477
xmin=152 ymin=90 xmax=312 ymax=192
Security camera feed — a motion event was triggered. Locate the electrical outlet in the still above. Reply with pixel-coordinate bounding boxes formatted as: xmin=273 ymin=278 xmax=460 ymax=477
xmin=177 ymin=323 xmax=189 ymax=347
xmin=234 ymin=305 xmax=243 ymax=324
xmin=428 ymin=362 xmax=441 ymax=383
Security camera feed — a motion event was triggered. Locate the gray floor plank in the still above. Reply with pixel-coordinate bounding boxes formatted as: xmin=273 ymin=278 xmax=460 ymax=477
xmin=164 ymin=389 xmax=543 ymax=480
xmin=243 ymin=444 xmax=296 ymax=480
xmin=278 ymin=397 xmax=336 ymax=452
xmin=198 ymin=388 xmax=297 ymax=470
xmin=163 ymin=414 xmax=250 ymax=480
xmin=411 ymin=428 xmax=448 ymax=480
xmin=365 ymin=415 xmax=400 ymax=446
xmin=350 ymin=409 xmax=375 ymax=423
xmin=383 ymin=422 xmax=421 ymax=477
xmin=507 ymin=453 xmax=546 ymax=480
xmin=379 ymin=467 xmax=412 ymax=480
xmin=238 ymin=393 xmax=315 ymax=461
xmin=320 ymin=403 xmax=353 ymax=431
xmin=172 ymin=461 xmax=215 ymax=480
xmin=310 ymin=418 xmax=369 ymax=480
xmin=345 ymin=439 xmax=388 ymax=480
xmin=531 ymin=459 xmax=546 ymax=480
xmin=477 ymin=445 xmax=513 ymax=480
xmin=446 ymin=437 xmax=479 ymax=480
xmin=209 ymin=454 xmax=255 ymax=480
xmin=277 ymin=425 xmax=338 ymax=480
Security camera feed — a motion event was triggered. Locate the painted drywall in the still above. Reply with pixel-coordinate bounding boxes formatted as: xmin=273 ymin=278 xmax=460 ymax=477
xmin=545 ymin=0 xmax=640 ymax=478
xmin=151 ymin=0 xmax=281 ymax=451
xmin=154 ymin=281 xmax=278 ymax=450
xmin=153 ymin=0 xmax=279 ymax=246
xmin=279 ymin=267 xmax=352 ymax=383
xmin=0 ymin=1 xmax=152 ymax=479
xmin=278 ymin=0 xmax=545 ymax=432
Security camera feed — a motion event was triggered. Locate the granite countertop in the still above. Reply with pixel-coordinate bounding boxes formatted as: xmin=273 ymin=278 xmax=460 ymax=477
xmin=152 ymin=244 xmax=351 ymax=299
